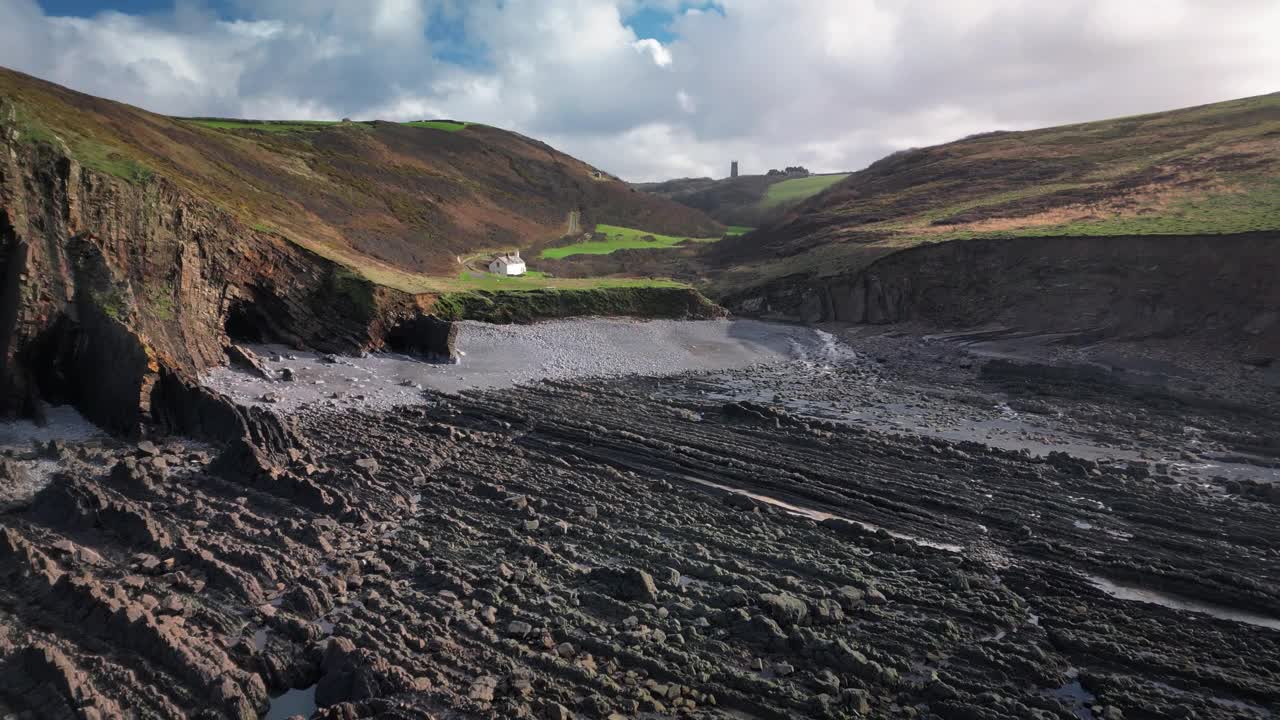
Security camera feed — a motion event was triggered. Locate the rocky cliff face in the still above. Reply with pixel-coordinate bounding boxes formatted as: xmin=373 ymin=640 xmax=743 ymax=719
xmin=0 ymin=114 xmax=446 ymax=437
xmin=727 ymin=233 xmax=1280 ymax=358
xmin=0 ymin=110 xmax=724 ymax=438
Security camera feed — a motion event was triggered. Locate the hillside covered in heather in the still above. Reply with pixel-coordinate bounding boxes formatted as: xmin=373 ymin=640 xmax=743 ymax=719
xmin=709 ymin=92 xmax=1280 ymax=296
xmin=0 ymin=67 xmax=721 ymax=288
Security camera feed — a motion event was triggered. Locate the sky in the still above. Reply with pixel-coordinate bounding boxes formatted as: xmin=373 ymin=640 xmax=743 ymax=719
xmin=2 ymin=1 xmax=1279 ymax=182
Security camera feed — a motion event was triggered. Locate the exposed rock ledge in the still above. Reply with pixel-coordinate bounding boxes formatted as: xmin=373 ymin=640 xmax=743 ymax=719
xmin=725 ymin=232 xmax=1280 ymax=359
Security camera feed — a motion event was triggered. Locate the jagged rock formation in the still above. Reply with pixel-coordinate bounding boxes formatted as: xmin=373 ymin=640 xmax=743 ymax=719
xmin=0 ymin=119 xmax=438 ymax=435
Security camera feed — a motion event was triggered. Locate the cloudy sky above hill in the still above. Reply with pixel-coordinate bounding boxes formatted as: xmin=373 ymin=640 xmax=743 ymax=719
xmin=2 ymin=0 xmax=1279 ymax=181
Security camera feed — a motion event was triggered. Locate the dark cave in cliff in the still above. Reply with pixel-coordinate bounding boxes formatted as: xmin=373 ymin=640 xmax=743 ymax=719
xmin=26 ymin=317 xmax=78 ymax=405
xmin=384 ymin=315 xmax=457 ymax=362
xmin=224 ymin=301 xmax=274 ymax=344
xmin=0 ymin=315 xmax=81 ymax=424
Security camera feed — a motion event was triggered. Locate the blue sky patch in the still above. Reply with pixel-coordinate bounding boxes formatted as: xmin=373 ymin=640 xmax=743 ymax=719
xmin=38 ymin=1 xmax=716 ymax=67
xmin=39 ymin=0 xmax=231 ymax=18
xmin=624 ymin=1 xmax=721 ymax=43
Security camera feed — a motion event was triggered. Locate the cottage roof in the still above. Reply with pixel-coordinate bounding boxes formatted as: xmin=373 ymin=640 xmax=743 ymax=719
xmin=492 ymin=254 xmax=523 ymax=264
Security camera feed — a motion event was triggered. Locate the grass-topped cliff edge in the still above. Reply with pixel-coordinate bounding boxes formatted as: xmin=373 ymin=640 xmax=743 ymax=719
xmin=708 ymin=91 xmax=1280 ymax=296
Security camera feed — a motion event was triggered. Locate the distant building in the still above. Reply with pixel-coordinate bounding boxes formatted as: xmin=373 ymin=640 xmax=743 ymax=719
xmin=488 ymin=251 xmax=526 ymax=276
xmin=730 ymin=161 xmax=739 ymax=178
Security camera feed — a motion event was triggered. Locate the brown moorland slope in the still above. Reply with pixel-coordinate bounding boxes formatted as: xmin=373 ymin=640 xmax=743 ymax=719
xmin=709 ymin=91 xmax=1280 ymax=296
xmin=636 ymin=174 xmax=780 ymax=226
xmin=0 ymin=66 xmax=721 ymax=280
xmin=636 ymin=172 xmax=851 ymax=227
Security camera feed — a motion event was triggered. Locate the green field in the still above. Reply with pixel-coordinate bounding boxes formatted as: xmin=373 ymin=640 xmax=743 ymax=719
xmin=185 ymin=118 xmax=341 ymax=133
xmin=427 ymin=271 xmax=683 ymax=292
xmin=250 ymin=226 xmax=685 ymax=295
xmin=725 ymin=226 xmax=755 ymax=235
xmin=453 ymin=270 xmax=556 ymax=290
xmin=760 ymin=174 xmax=850 ymax=208
xmin=403 ymin=120 xmax=469 ymax=132
xmin=542 ymin=224 xmax=721 ymax=259
xmin=359 ymin=261 xmax=683 ymax=294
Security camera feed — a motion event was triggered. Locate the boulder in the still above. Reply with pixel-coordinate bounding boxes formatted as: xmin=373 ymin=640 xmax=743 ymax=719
xmin=226 ymin=345 xmax=275 ymax=380
xmin=759 ymin=592 xmax=809 ymax=626
xmin=587 ymin=566 xmax=658 ymax=604
xmin=384 ymin=314 xmax=458 ymax=363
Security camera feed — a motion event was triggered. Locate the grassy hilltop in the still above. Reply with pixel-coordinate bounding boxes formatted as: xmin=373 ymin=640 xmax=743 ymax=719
xmin=541 ymin=224 xmax=723 ymax=259
xmin=759 ymin=174 xmax=851 ymax=209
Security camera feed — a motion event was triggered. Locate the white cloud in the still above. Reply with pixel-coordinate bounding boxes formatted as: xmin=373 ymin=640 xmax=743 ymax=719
xmin=631 ymin=38 xmax=673 ymax=67
xmin=0 ymin=0 xmax=1277 ymax=180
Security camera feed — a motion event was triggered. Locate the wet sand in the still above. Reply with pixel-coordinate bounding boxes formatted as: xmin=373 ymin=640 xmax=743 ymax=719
xmin=202 ymin=318 xmax=855 ymax=412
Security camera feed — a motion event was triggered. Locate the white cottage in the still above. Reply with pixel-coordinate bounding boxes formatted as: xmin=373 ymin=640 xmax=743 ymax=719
xmin=488 ymin=251 xmax=526 ymax=276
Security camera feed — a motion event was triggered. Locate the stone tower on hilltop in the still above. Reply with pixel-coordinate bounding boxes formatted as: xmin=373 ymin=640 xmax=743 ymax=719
xmin=730 ymin=161 xmax=739 ymax=178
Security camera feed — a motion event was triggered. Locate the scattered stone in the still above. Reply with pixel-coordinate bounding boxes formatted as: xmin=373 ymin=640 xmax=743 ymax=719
xmin=468 ymin=676 xmax=498 ymax=703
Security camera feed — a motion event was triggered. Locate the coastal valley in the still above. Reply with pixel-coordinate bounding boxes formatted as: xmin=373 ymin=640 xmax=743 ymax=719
xmin=0 ymin=63 xmax=1278 ymax=720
